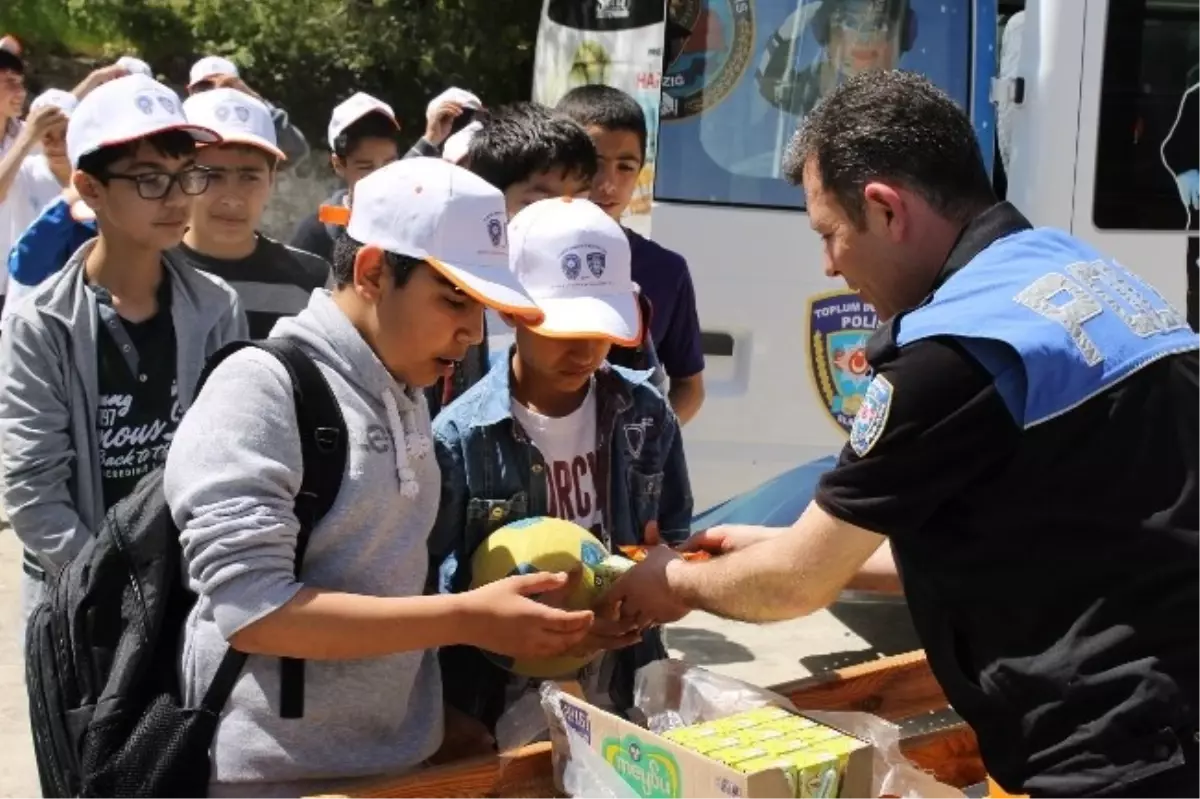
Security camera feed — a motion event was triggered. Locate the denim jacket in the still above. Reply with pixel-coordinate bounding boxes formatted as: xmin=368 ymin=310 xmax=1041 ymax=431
xmin=431 ymin=354 xmax=693 ymax=731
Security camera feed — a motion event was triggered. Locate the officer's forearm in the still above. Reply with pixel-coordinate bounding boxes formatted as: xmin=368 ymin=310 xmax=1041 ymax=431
xmin=844 ymin=540 xmax=903 ymax=595
xmin=668 ymin=503 xmax=885 ymax=622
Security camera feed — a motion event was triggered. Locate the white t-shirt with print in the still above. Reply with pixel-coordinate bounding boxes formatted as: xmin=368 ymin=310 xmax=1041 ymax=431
xmin=508 ymin=380 xmax=617 ymax=712
xmin=510 ymin=380 xmax=605 ymax=540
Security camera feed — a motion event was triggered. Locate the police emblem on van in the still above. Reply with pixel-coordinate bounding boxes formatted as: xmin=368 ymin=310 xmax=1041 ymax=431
xmin=807 ymin=289 xmax=879 ymax=434
xmin=661 ymin=0 xmax=755 ymax=121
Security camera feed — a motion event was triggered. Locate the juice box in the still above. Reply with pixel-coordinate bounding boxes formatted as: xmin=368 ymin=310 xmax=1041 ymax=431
xmin=679 ymin=727 xmax=789 ymax=755
xmin=734 ymin=748 xmax=851 ymax=798
xmin=704 ymin=706 xmax=794 ymax=734
xmin=660 ymin=724 xmax=722 ymax=744
xmin=755 ymin=716 xmax=819 ymax=735
xmin=705 ymin=744 xmax=774 ymax=767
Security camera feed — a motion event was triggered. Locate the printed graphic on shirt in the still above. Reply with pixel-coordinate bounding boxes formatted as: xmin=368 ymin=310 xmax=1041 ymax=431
xmin=807 ymin=288 xmax=880 ymax=434
xmin=544 ymin=450 xmax=603 ymax=538
xmin=97 ymin=379 xmax=182 ymax=501
xmin=511 ymin=384 xmax=604 ymax=539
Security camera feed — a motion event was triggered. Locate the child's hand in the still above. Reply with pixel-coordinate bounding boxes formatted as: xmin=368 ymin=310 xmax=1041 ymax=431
xmin=459 ymin=572 xmax=593 ymax=659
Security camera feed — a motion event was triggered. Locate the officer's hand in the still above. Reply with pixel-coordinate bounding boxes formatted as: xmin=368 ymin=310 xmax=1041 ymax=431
xmin=682 ymin=524 xmax=782 ymax=555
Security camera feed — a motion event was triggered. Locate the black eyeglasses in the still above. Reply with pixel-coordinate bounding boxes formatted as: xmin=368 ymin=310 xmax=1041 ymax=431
xmin=101 ymin=166 xmax=212 ymax=200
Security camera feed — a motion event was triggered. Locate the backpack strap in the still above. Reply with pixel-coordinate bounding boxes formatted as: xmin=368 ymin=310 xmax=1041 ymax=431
xmin=197 ymin=339 xmax=348 ymax=719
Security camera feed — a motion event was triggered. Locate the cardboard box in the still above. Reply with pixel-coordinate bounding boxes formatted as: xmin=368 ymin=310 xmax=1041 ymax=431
xmin=547 ymin=693 xmax=874 ymax=798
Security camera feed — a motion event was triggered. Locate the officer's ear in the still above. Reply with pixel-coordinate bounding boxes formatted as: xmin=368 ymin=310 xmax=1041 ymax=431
xmin=862 ymin=181 xmax=906 ymax=241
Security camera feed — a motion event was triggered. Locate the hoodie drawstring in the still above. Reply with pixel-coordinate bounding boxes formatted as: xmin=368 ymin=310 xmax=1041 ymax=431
xmin=382 ymin=388 xmax=432 ymax=499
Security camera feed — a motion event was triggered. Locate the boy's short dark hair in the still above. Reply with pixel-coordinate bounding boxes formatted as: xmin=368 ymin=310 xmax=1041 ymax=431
xmin=218 ymin=141 xmax=280 ymax=171
xmin=76 ymin=129 xmax=198 ymax=180
xmin=333 ymin=112 xmax=399 ymax=160
xmin=330 ymin=231 xmax=421 ymax=288
xmin=465 ymin=101 xmax=597 ymax=192
xmin=555 ymin=85 xmax=647 ymax=162
xmin=0 ymin=50 xmax=24 ymax=75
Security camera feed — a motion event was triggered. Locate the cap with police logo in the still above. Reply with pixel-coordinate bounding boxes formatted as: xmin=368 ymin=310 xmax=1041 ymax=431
xmin=66 ymin=74 xmax=220 ymax=168
xmin=507 ymin=197 xmax=642 ymax=345
xmin=345 ymin=158 xmax=543 ymax=322
xmin=183 ymin=87 xmax=285 ymax=160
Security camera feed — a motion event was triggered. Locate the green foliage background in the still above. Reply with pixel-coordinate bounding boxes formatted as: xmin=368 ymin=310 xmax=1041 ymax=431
xmin=0 ymin=0 xmax=544 ymax=149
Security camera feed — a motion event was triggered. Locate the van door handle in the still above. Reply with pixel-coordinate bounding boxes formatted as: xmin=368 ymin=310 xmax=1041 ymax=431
xmin=701 ymin=331 xmax=734 ymax=357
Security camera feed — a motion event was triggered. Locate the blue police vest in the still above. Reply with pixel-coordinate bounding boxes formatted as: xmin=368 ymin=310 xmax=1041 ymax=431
xmin=894 ymin=228 xmax=1199 ymax=428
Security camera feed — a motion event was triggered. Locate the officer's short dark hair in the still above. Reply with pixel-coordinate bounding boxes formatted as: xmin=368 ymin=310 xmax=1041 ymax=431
xmin=783 ymin=69 xmax=996 ymax=227
xmin=332 ymin=111 xmax=398 ymax=160
xmin=555 ymin=84 xmax=647 ymax=163
xmin=331 ymin=231 xmax=420 ymax=289
xmin=465 ymin=101 xmax=597 ymax=192
xmin=76 ymin=130 xmax=198 ymax=180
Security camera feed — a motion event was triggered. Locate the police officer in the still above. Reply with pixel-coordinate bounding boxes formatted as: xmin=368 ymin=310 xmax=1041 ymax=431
xmin=610 ymin=70 xmax=1199 ymax=798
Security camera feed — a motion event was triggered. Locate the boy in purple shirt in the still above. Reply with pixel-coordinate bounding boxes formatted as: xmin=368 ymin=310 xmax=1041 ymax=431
xmin=556 ymin=85 xmax=706 ymax=423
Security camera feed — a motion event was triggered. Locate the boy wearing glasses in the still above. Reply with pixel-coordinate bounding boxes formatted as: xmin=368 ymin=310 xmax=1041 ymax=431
xmin=0 ymin=74 xmax=248 ymax=642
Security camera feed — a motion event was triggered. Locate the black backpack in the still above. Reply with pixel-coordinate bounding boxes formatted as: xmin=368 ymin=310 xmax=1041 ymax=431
xmin=25 ymin=339 xmax=347 ymax=798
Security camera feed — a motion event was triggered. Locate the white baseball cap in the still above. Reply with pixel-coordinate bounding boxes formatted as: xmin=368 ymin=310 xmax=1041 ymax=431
xmin=328 ymin=92 xmax=398 ymax=150
xmin=189 ymin=55 xmax=239 ymax=87
xmin=183 ymin=88 xmax=284 ymax=160
xmin=426 ymin=87 xmax=482 ymax=118
xmin=30 ymin=89 xmax=78 ymax=116
xmin=507 ymin=197 xmax=642 ymax=345
xmin=442 ymin=119 xmax=483 ymax=165
xmin=346 ymin=158 xmax=543 ymax=322
xmin=67 ymin=74 xmax=220 ymax=168
xmin=116 ymin=56 xmax=153 ymax=77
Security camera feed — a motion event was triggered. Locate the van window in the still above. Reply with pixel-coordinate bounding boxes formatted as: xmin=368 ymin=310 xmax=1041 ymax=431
xmin=653 ymin=0 xmax=972 ymax=209
xmin=1093 ymin=0 xmax=1199 ymax=231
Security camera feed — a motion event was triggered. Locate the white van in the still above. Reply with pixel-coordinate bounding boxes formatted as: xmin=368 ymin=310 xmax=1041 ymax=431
xmin=641 ymin=0 xmax=1199 ymax=511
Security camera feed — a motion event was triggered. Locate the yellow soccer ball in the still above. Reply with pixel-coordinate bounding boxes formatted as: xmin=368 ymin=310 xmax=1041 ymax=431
xmin=469 ymin=516 xmax=620 ymax=678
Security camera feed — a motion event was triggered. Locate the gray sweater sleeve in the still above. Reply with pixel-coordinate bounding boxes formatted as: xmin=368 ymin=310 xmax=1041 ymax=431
xmin=0 ymin=314 xmax=92 ymax=571
xmin=164 ymin=348 xmax=305 ymax=640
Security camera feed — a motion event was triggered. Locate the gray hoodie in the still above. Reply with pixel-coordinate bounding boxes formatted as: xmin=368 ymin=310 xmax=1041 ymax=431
xmin=163 ymin=290 xmax=443 ymax=793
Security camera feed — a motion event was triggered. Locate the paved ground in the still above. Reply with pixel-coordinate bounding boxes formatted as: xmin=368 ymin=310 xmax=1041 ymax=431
xmin=0 ymin=520 xmax=917 ymax=797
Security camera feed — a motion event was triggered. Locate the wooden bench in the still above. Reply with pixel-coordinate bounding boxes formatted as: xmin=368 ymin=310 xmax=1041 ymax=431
xmin=317 ymin=650 xmax=988 ymax=798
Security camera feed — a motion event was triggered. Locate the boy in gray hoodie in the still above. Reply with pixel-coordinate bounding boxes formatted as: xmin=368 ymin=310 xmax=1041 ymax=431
xmin=0 ymin=74 xmax=246 ymax=643
xmin=163 ymin=157 xmax=596 ymax=796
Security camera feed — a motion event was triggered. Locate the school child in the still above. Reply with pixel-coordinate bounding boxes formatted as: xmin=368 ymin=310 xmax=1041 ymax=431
xmin=557 ymin=85 xmax=707 ymax=422
xmin=164 ymin=157 xmax=594 ymax=795
xmin=180 ymin=87 xmax=331 ymax=337
xmin=433 ymin=196 xmax=694 ymax=732
xmin=0 ymin=74 xmax=247 ymax=641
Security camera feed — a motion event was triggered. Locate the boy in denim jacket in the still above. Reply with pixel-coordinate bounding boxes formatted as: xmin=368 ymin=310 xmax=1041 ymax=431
xmin=432 ymin=197 xmax=693 ymax=733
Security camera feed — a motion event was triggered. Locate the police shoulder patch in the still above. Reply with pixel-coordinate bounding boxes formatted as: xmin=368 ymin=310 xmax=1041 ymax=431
xmin=849 ymin=375 xmax=894 ymax=458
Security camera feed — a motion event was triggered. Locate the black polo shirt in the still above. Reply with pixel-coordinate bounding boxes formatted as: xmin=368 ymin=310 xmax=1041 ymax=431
xmin=814 ymin=203 xmax=1199 ymax=797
